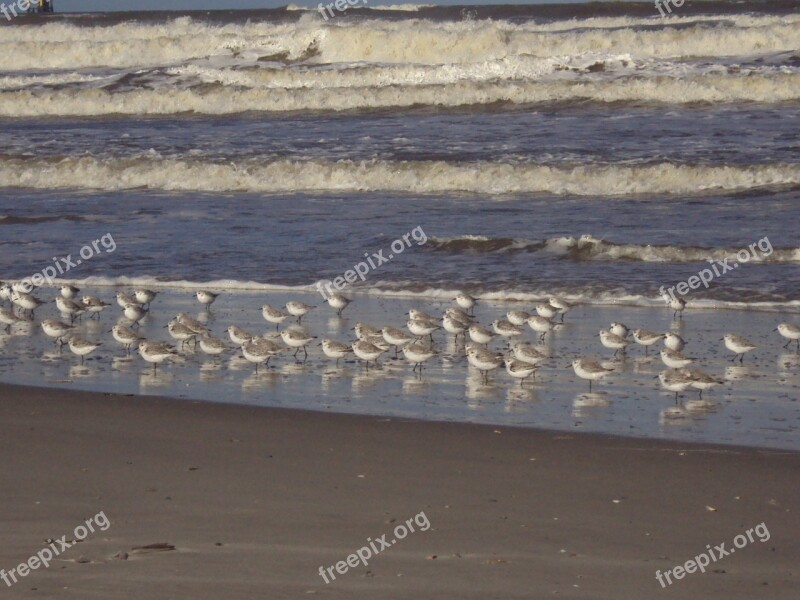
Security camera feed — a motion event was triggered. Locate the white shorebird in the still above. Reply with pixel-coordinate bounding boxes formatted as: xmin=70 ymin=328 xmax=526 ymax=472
xmin=535 ymin=303 xmax=558 ymax=320
xmin=354 ymin=322 xmax=382 ymax=341
xmin=599 ymin=329 xmax=628 ymax=357
xmin=409 ymin=308 xmax=437 ymax=322
xmin=280 ymin=328 xmax=316 ymax=360
xmin=11 ymin=291 xmax=44 ymax=317
xmin=176 ymin=313 xmax=209 ymax=335
xmin=442 ymin=314 xmax=469 ymax=341
xmin=321 ymin=338 xmax=353 ymax=365
xmin=776 ymin=323 xmax=800 ymax=351
xmin=632 ymin=328 xmax=664 ymax=354
xmin=196 ymin=290 xmax=219 ymax=309
xmin=663 ymin=332 xmax=686 ymax=352
xmin=549 ymin=297 xmax=572 ymax=322
xmin=506 ymin=310 xmax=531 ymax=327
xmin=168 ymin=319 xmax=198 ymax=349
xmin=571 ymin=358 xmax=612 ymax=392
xmin=242 ymin=338 xmax=280 ymax=371
xmin=56 ymin=296 xmax=85 ymax=324
xmin=60 ymin=284 xmax=80 ymax=299
xmin=467 ymin=346 xmax=503 ymax=382
xmin=657 ymin=369 xmax=694 ymax=402
xmin=722 ymin=334 xmax=757 ymax=362
xmin=123 ymin=303 xmax=148 ymax=327
xmin=681 ymin=368 xmax=723 ymax=398
xmin=660 ymin=348 xmax=694 ymax=369
xmin=468 ymin=324 xmax=496 ymax=346
xmin=262 ymin=304 xmax=291 ymax=329
xmin=199 ymin=335 xmax=228 ymax=356
xmin=661 ymin=291 xmax=687 ymax=319
xmin=327 ymin=293 xmax=351 ymax=316
xmin=610 ymin=322 xmax=629 ymax=339
xmin=491 ymin=319 xmax=523 ymax=342
xmin=138 ymin=340 xmax=178 ymax=372
xmin=402 ymin=341 xmax=436 ymax=373
xmin=407 ymin=318 xmax=440 ymax=341
xmin=134 ymin=289 xmax=157 ymax=308
xmin=527 ymin=315 xmax=554 ymax=341
xmin=227 ymin=325 xmax=254 ymax=346
xmin=504 ymin=358 xmax=538 ymax=385
xmin=286 ymin=300 xmax=315 ymax=323
xmin=382 ymin=326 xmax=414 ymax=355
xmin=0 ymin=307 xmax=22 ymax=332
xmin=81 ymin=295 xmax=111 ymax=319
xmin=111 ymin=324 xmax=143 ymax=355
xmin=455 ymin=292 xmax=476 ymax=315
xmin=68 ymin=336 xmax=101 ymax=364
xmin=445 ymin=307 xmax=474 ymax=324
xmin=511 ymin=341 xmax=547 ymax=366
xmin=116 ymin=291 xmax=138 ymax=309
xmin=41 ymin=319 xmax=74 ymax=345
xmin=0 ymin=283 xmax=11 ymax=303
xmin=352 ymin=340 xmax=385 ymax=369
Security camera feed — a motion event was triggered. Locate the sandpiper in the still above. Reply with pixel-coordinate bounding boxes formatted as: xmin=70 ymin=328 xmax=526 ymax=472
xmin=632 ymin=328 xmax=664 ymax=354
xmin=286 ymin=300 xmax=315 ymax=323
xmin=571 ymin=358 xmax=612 ymax=392
xmin=321 ymin=338 xmax=353 ymax=365
xmin=327 ymin=293 xmax=351 ymax=316
xmin=111 ymin=324 xmax=143 ymax=355
xmin=280 ymin=328 xmax=316 ymax=360
xmin=138 ymin=340 xmax=178 ymax=372
xmin=776 ymin=323 xmax=800 ymax=351
xmin=722 ymin=333 xmax=757 ymax=362
xmin=262 ymin=304 xmax=291 ymax=329
xmin=455 ymin=292 xmax=476 ymax=315
xmin=402 ymin=341 xmax=436 ymax=373
xmin=352 ymin=339 xmax=385 ymax=369
xmin=68 ymin=336 xmax=101 ymax=364
xmin=504 ymin=358 xmax=538 ymax=385
xmin=196 ymin=290 xmax=219 ymax=309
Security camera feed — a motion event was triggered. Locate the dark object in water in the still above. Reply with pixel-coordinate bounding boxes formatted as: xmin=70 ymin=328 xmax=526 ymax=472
xmin=29 ymin=0 xmax=54 ymax=13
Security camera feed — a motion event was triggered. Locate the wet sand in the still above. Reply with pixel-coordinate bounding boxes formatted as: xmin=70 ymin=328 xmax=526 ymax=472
xmin=0 ymin=382 xmax=797 ymax=599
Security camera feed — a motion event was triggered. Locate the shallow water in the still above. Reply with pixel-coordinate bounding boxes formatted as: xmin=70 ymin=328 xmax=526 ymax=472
xmin=0 ymin=289 xmax=797 ymax=450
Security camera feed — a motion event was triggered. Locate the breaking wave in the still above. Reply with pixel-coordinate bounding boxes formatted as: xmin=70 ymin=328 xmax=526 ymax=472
xmin=1 ymin=156 xmax=799 ymax=196
xmin=428 ymin=235 xmax=800 ymax=263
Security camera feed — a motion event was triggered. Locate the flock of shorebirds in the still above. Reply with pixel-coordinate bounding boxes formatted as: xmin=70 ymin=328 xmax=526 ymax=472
xmin=2 ymin=281 xmax=800 ymax=402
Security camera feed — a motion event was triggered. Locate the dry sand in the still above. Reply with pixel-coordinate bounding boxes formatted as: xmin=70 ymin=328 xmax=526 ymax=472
xmin=0 ymin=382 xmax=797 ymax=599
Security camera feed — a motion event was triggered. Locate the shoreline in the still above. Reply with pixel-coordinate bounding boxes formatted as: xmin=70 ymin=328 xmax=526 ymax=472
xmin=1 ymin=382 xmax=798 ymax=598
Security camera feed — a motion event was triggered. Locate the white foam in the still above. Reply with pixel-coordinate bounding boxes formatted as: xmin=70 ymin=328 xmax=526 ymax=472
xmin=2 ymin=71 xmax=796 ymax=116
xmin=0 ymin=15 xmax=797 ymax=71
xmin=1 ymin=156 xmax=798 ymax=196
xmin=51 ymin=275 xmax=800 ymax=313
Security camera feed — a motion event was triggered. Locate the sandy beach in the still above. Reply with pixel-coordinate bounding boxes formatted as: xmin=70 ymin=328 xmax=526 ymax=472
xmin=0 ymin=382 xmax=797 ymax=598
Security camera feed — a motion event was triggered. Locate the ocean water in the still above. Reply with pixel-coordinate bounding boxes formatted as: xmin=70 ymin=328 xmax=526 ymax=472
xmin=0 ymin=2 xmax=798 ymax=448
